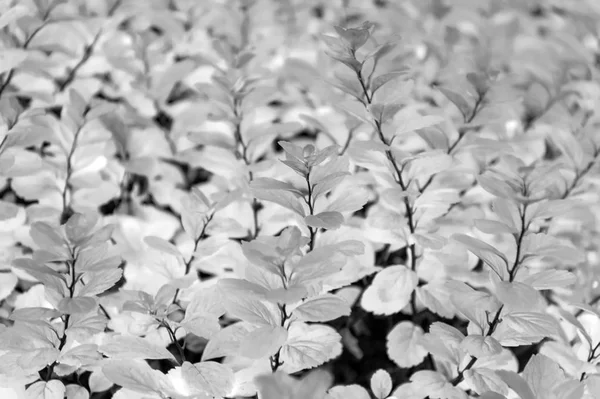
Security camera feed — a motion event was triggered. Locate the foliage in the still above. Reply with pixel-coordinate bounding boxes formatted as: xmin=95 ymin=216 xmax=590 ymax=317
xmin=0 ymin=0 xmax=600 ymax=398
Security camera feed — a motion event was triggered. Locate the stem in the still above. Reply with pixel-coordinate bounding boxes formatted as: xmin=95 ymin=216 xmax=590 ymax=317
xmin=451 ymin=202 xmax=528 ymax=386
xmin=233 ymin=101 xmax=260 ymax=239
xmin=172 ymin=213 xmax=214 ymax=305
xmin=61 ymin=123 xmax=85 ymax=224
xmin=57 ymin=0 xmax=122 ymax=92
xmin=43 ymin=246 xmax=78 ymax=380
xmin=163 ymin=322 xmax=185 ymax=365
xmin=304 ymin=170 xmax=316 ymax=251
xmin=356 ymin=69 xmax=418 ymax=311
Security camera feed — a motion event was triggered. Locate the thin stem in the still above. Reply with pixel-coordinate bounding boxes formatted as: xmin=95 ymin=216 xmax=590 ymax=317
xmin=61 ymin=123 xmax=85 ymax=224
xmin=356 ymin=69 xmax=418 ymax=312
xmin=233 ymin=101 xmax=260 ymax=239
xmin=57 ymin=0 xmax=122 ymax=92
xmin=43 ymin=246 xmax=78 ymax=380
xmin=163 ymin=322 xmax=185 ymax=365
xmin=172 ymin=213 xmax=214 ymax=304
xmin=451 ymin=201 xmax=528 ymax=386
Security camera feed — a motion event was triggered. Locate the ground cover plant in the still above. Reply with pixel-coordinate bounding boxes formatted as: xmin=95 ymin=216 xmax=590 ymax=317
xmin=1 ymin=0 xmax=600 ymax=398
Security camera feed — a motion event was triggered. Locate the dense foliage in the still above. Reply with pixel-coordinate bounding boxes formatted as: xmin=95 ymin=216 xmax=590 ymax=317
xmin=1 ymin=0 xmax=600 ymax=398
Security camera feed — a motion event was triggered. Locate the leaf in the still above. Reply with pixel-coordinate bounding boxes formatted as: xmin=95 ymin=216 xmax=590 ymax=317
xmin=29 ymin=222 xmax=65 ymax=252
xmin=492 ymin=280 xmax=545 ymax=313
xmin=361 ymin=265 xmax=418 ymax=315
xmin=522 ymin=354 xmax=566 ymax=399
xmin=495 ymin=370 xmax=536 ymax=399
xmin=371 ymin=72 xmax=408 ymax=96
xmin=293 ymin=294 xmax=351 ymax=322
xmin=239 ymin=325 xmax=288 ymax=359
xmin=333 ymin=23 xmax=373 ymax=51
xmin=57 ymin=297 xmax=97 ymax=314
xmin=451 ymin=234 xmax=508 ymax=279
xmin=305 ymin=211 xmax=344 ymax=230
xmin=25 ymin=380 xmax=66 ymax=399
xmin=324 ymin=186 xmax=370 ymax=214
xmin=99 ymin=335 xmax=176 ymax=361
xmin=519 ymin=269 xmax=576 ymax=290
xmin=0 ymin=49 xmax=28 ymax=74
xmin=474 ymin=219 xmax=517 ymax=235
xmin=144 ymin=236 xmax=182 ymax=257
xmin=65 ymin=384 xmax=89 ymax=399
xmin=493 ymin=312 xmax=560 ymax=346
xmin=102 ymin=359 xmax=167 ymax=394
xmin=326 ymin=385 xmax=370 ymax=399
xmin=556 ymin=308 xmax=593 ymax=346
xmin=421 ymin=322 xmax=465 ymax=365
xmin=396 ymin=115 xmax=445 ymax=136
xmin=464 ymin=368 xmax=508 ymax=396
xmin=387 ymin=321 xmax=428 ymax=368
xmin=181 ymin=361 xmax=234 ymax=397
xmin=252 ymin=188 xmax=306 ymax=217
xmin=181 ymin=314 xmax=221 ymax=340
xmin=77 ymin=269 xmax=123 ymax=297
xmin=437 ymin=86 xmax=473 ymax=120
xmin=460 ymin=335 xmax=503 ymax=358
xmin=0 ymin=5 xmax=29 ymax=29
xmin=65 ymin=212 xmax=98 ymax=244
xmin=202 ymin=322 xmax=252 ymax=361
xmin=370 ymin=369 xmax=392 ymax=399
xmin=251 ymin=177 xmax=303 ymax=196
xmin=221 ymin=291 xmax=279 ymax=326
xmin=280 ymin=322 xmax=343 ymax=374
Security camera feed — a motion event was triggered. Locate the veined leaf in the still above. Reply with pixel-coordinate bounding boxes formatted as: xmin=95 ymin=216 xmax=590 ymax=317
xmin=361 ymin=265 xmax=418 ymax=315
xmin=99 ymin=335 xmax=176 ymax=361
xmin=464 ymin=368 xmax=508 ymax=396
xmin=305 ymin=211 xmax=344 ymax=230
xmin=460 ymin=335 xmax=503 ymax=358
xmin=293 ymin=294 xmax=351 ymax=322
xmin=452 ymin=234 xmax=508 ymax=279
xmin=25 ymin=380 xmax=66 ymax=399
xmin=239 ymin=325 xmax=288 ymax=359
xmin=280 ymin=322 xmax=342 ymax=374
xmin=144 ymin=236 xmax=182 ymax=257
xmin=57 ymin=297 xmax=97 ymax=315
xmin=495 ymin=371 xmax=536 ymax=399
xmin=181 ymin=361 xmax=234 ymax=398
xmin=102 ymin=359 xmax=168 ymax=394
xmin=370 ymin=369 xmax=392 ymax=399
xmin=387 ymin=321 xmax=428 ymax=368
xmin=326 ymin=385 xmax=370 ymax=399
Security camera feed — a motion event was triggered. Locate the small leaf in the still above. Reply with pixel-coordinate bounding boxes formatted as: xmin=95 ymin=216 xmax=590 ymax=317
xmin=437 ymin=86 xmax=473 ymax=120
xmin=396 ymin=115 xmax=445 ymax=136
xmin=57 ymin=297 xmax=97 ymax=314
xmin=361 ymin=265 xmax=418 ymax=315
xmin=293 ymin=294 xmax=351 ymax=322
xmin=280 ymin=322 xmax=343 ymax=374
xmin=99 ymin=335 xmax=176 ymax=361
xmin=370 ymin=369 xmax=392 ymax=399
xmin=239 ymin=325 xmax=288 ymax=359
xmin=305 ymin=211 xmax=344 ymax=230
xmin=452 ymin=234 xmax=508 ymax=279
xmin=102 ymin=359 xmax=167 ymax=394
xmin=143 ymin=236 xmax=182 ymax=257
xmin=495 ymin=371 xmax=536 ymax=399
xmin=460 ymin=335 xmax=503 ymax=358
xmin=371 ymin=71 xmax=409 ymax=96
xmin=181 ymin=361 xmax=234 ymax=397
xmin=326 ymin=385 xmax=370 ymax=399
xmin=387 ymin=321 xmax=428 ymax=368
xmin=25 ymin=380 xmax=66 ymax=399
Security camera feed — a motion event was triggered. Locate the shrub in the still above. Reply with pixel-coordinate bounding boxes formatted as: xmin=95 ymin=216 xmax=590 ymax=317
xmin=0 ymin=0 xmax=600 ymax=398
